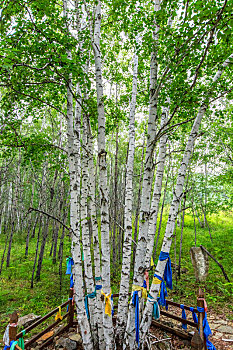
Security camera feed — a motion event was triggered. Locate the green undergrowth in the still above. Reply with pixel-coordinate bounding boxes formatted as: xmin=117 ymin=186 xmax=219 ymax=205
xmin=0 ymin=231 xmax=72 ymax=340
xmin=0 ymin=211 xmax=232 ymax=342
xmin=152 ymin=211 xmax=233 ymax=320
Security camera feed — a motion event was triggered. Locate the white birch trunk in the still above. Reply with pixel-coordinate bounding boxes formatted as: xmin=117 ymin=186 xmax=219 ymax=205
xmin=63 ymin=1 xmax=93 ymax=349
xmin=80 ymin=114 xmax=98 ymax=347
xmin=144 ymin=106 xmax=168 ymax=268
xmin=86 ymin=117 xmax=105 ymax=350
xmin=91 ymin=2 xmax=113 ymax=347
xmin=116 ymin=48 xmax=138 ymax=346
xmin=139 ymin=54 xmax=233 ymax=344
xmin=125 ymin=2 xmax=161 ymax=348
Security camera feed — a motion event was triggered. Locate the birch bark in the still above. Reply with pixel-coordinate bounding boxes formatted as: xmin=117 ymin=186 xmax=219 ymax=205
xmin=139 ymin=54 xmax=233 ymax=344
xmin=91 ymin=2 xmax=113 ymax=347
xmin=63 ymin=1 xmax=93 ymax=349
xmin=86 ymin=117 xmax=105 ymax=350
xmin=116 ymin=48 xmax=138 ymax=347
xmin=80 ymin=114 xmax=98 ymax=347
xmin=144 ymin=106 xmax=169 ymax=268
xmin=125 ymin=1 xmax=161 ymax=348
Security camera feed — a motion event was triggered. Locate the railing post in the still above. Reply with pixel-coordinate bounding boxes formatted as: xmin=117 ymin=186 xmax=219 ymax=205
xmin=68 ymin=287 xmax=74 ymax=328
xmin=9 ymin=311 xmax=18 ymax=343
xmin=197 ymin=288 xmax=206 ymax=350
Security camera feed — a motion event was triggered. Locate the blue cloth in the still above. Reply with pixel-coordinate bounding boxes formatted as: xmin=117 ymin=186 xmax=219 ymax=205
xmin=143 ymin=280 xmax=147 ymax=289
xmin=154 ymin=274 xmax=168 ymax=307
xmin=180 ymin=304 xmax=187 ymax=330
xmin=132 ymin=291 xmax=139 ymax=347
xmin=84 ymin=295 xmax=90 ymax=319
xmin=148 ymin=294 xmax=160 ymax=320
xmin=159 ymin=251 xmax=173 ymax=290
xmin=95 ymin=284 xmax=102 ymax=290
xmin=70 ymin=273 xmax=74 ymax=288
xmin=4 ymin=341 xmax=14 ymax=350
xmin=84 ymin=290 xmax=97 ymax=319
xmin=190 ymin=307 xmax=198 ymax=324
xmin=10 ymin=341 xmax=18 ymax=350
xmin=197 ymin=307 xmax=216 ymax=350
xmin=111 ymin=294 xmax=114 ymax=316
xmin=66 ymin=257 xmax=74 ymax=275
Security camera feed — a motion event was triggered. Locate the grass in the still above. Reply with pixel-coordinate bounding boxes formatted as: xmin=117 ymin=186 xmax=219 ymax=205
xmin=0 ymin=210 xmax=232 ymax=341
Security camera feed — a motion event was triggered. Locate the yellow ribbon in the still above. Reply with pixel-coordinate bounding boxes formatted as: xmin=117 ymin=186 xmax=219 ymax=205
xmin=152 ymin=276 xmax=162 ymax=285
xmin=101 ymin=289 xmax=112 ymax=316
xmin=55 ymin=306 xmax=63 ymax=321
xmin=151 ymin=256 xmax=154 ymax=267
xmin=132 ymin=285 xmax=147 ymax=300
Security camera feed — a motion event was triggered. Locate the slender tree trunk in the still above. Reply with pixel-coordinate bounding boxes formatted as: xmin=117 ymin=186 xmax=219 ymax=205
xmin=139 ymin=53 xmax=233 ymax=343
xmin=125 ymin=2 xmax=160 ymax=346
xmin=87 ymin=115 xmax=105 ymax=349
xmin=112 ymin=123 xmax=118 ymax=275
xmin=133 ymin=133 xmax=145 ymax=266
xmin=6 ymin=219 xmax=15 ymax=268
xmin=31 ymin=216 xmax=42 ymax=288
xmin=154 ymin=157 xmax=170 ymax=260
xmin=91 ymin=2 xmax=113 ymax=347
xmin=116 ymin=47 xmax=138 ymax=347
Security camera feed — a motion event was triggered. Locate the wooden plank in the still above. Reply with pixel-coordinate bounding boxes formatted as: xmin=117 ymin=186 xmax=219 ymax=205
xmin=160 ymin=310 xmax=198 ymax=328
xmin=24 ymin=312 xmax=68 ymax=348
xmin=166 ymin=300 xmax=198 ymax=313
xmin=152 ymin=320 xmax=192 ymax=341
xmin=37 ymin=324 xmax=70 ymax=349
xmin=16 ymin=300 xmax=69 ymax=339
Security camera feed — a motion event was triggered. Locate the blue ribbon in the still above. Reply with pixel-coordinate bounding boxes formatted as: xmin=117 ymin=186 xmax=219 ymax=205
xmin=190 ymin=307 xmax=198 ymax=324
xmin=84 ymin=289 xmax=98 ymax=319
xmin=143 ymin=280 xmax=147 ymax=289
xmin=132 ymin=291 xmax=139 ymax=347
xmin=154 ymin=274 xmax=168 ymax=308
xmin=4 ymin=342 xmax=14 ymax=350
xmin=148 ymin=294 xmax=160 ymax=320
xmin=197 ymin=307 xmax=216 ymax=350
xmin=70 ymin=273 xmax=74 ymax=288
xmin=159 ymin=251 xmax=173 ymax=290
xmin=84 ymin=295 xmax=90 ymax=319
xmin=111 ymin=294 xmax=114 ymax=316
xmin=66 ymin=257 xmax=74 ymax=275
xmin=95 ymin=276 xmax=102 ymax=281
xmin=180 ymin=304 xmax=187 ymax=330
xmin=95 ymin=284 xmax=102 ymax=290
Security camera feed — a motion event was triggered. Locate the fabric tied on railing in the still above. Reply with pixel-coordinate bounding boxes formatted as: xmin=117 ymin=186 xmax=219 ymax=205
xmin=180 ymin=304 xmax=187 ymax=330
xmin=4 ymin=340 xmax=14 ymax=350
xmin=70 ymin=273 xmax=74 ymax=288
xmin=148 ymin=294 xmax=160 ymax=320
xmin=66 ymin=257 xmax=74 ymax=275
xmin=159 ymin=251 xmax=173 ymax=290
xmin=101 ymin=290 xmax=112 ymax=316
xmin=55 ymin=306 xmax=63 ymax=321
xmin=132 ymin=284 xmax=147 ymax=300
xmin=9 ymin=341 xmax=18 ymax=350
xmin=190 ymin=307 xmax=198 ymax=324
xmin=197 ymin=307 xmax=216 ymax=350
xmin=132 ymin=291 xmax=140 ymax=347
xmin=153 ymin=274 xmax=168 ymax=308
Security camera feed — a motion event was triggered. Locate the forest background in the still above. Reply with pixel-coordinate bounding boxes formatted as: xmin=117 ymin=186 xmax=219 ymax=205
xmin=0 ymin=0 xmax=233 ymax=349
